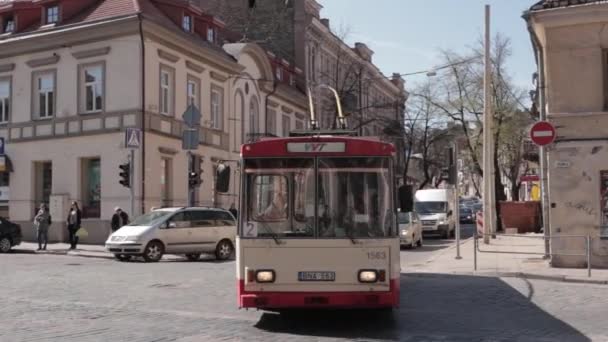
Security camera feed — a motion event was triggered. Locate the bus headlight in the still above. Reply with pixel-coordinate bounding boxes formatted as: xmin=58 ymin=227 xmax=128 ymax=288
xmin=256 ymin=270 xmax=276 ymax=283
xmin=358 ymin=270 xmax=378 ymax=283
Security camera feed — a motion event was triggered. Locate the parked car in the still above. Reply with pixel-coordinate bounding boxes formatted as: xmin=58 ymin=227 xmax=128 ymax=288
xmin=105 ymin=207 xmax=236 ymax=262
xmin=471 ymin=203 xmax=483 ymax=216
xmin=459 ymin=207 xmax=474 ymax=224
xmin=398 ymin=211 xmax=423 ymax=248
xmin=0 ymin=217 xmax=22 ymax=253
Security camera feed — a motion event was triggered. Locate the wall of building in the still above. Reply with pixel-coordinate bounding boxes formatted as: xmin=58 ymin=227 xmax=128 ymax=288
xmin=533 ymin=8 xmax=608 ymax=268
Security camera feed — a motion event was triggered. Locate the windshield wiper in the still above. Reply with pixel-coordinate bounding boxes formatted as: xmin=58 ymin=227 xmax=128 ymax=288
xmin=345 ymin=227 xmax=358 ymax=245
xmin=258 ymin=221 xmax=282 ymax=245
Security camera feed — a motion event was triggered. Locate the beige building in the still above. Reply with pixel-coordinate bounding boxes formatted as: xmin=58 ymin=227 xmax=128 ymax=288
xmin=197 ymin=0 xmax=409 ymax=178
xmin=0 ymin=0 xmax=306 ymax=244
xmin=525 ymin=0 xmax=608 ymax=268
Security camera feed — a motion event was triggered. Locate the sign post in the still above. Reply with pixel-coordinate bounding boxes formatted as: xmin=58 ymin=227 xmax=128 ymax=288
xmin=125 ymin=128 xmax=141 ymax=216
xmin=530 ymin=120 xmax=556 ymax=259
xmin=182 ymin=105 xmax=202 ymax=207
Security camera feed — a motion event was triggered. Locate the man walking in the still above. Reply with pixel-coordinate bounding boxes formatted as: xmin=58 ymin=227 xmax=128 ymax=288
xmin=34 ymin=203 xmax=50 ymax=251
xmin=111 ymin=207 xmax=130 ymax=232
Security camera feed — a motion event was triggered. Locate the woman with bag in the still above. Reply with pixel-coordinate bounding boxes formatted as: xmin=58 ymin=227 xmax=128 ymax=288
xmin=66 ymin=201 xmax=82 ymax=250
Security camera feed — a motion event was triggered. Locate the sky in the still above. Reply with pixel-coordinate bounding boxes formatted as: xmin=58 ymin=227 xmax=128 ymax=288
xmin=317 ymin=0 xmax=537 ymax=91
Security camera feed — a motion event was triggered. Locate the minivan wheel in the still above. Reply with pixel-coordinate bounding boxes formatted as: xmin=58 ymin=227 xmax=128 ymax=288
xmin=143 ymin=241 xmax=164 ymax=262
xmin=215 ymin=240 xmax=233 ymax=260
xmin=186 ymin=253 xmax=201 ymax=261
xmin=0 ymin=237 xmax=11 ymax=253
xmin=114 ymin=254 xmax=132 ymax=262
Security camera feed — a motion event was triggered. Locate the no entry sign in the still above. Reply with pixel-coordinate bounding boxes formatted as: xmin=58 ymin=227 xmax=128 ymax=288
xmin=530 ymin=121 xmax=556 ymax=146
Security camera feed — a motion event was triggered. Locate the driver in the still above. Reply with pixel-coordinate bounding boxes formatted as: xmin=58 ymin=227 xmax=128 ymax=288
xmin=259 ymin=190 xmax=287 ymax=220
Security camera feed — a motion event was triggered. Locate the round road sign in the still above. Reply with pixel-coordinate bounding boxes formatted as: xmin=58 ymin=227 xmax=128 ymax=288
xmin=530 ymin=121 xmax=556 ymax=146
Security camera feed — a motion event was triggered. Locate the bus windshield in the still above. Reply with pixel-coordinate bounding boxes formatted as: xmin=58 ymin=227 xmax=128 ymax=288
xmin=318 ymin=158 xmax=393 ymax=238
xmin=242 ymin=157 xmax=393 ymax=239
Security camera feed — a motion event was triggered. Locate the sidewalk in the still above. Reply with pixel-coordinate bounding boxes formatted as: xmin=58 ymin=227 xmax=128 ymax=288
xmin=408 ymin=235 xmax=608 ymax=285
xmin=13 ymin=242 xmax=182 ymax=261
xmin=15 ymin=242 xmax=115 ymax=259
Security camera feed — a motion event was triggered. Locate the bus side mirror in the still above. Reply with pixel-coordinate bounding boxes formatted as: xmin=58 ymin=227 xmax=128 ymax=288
xmin=398 ymin=185 xmax=413 ymax=213
xmin=215 ymin=163 xmax=231 ymax=193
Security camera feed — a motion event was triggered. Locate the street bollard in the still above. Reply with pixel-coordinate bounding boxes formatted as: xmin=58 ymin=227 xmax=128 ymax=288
xmin=587 ymin=235 xmax=591 ymax=278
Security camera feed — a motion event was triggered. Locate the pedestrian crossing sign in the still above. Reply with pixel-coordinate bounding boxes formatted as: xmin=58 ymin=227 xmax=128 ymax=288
xmin=125 ymin=128 xmax=141 ymax=149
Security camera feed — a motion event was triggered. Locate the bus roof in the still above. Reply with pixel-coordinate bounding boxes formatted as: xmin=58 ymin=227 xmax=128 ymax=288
xmin=241 ymin=135 xmax=396 ymax=158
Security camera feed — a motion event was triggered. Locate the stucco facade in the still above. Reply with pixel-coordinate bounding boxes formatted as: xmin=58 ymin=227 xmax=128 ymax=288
xmin=0 ymin=0 xmax=307 ymax=244
xmin=527 ymin=2 xmax=608 ymax=267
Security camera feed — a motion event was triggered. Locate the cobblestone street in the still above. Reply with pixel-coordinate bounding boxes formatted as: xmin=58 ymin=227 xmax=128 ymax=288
xmin=1 ymin=244 xmax=606 ymax=341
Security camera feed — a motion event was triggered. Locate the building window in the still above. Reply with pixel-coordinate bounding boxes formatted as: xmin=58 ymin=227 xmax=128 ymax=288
xmin=207 ymin=27 xmax=215 ymax=43
xmin=295 ymin=119 xmax=303 ymax=130
xmin=249 ymin=97 xmax=259 ymax=135
xmin=81 ymin=64 xmax=104 ymax=113
xmin=3 ymin=16 xmax=15 ymax=33
xmin=182 ymin=15 xmax=192 ymax=32
xmin=82 ymin=158 xmax=100 ymax=218
xmin=210 ymin=87 xmax=223 ymax=130
xmin=187 ymin=77 xmax=200 ymax=108
xmin=0 ymin=79 xmax=9 ymax=123
xmin=34 ymin=72 xmax=55 ymax=119
xmin=267 ymin=109 xmax=276 ymax=135
xmin=161 ymin=158 xmax=172 ymax=207
xmin=276 ymin=67 xmax=283 ymax=81
xmin=159 ymin=66 xmax=174 ymax=115
xmin=289 ymin=74 xmax=295 ymax=87
xmin=46 ymin=5 xmax=59 ymax=24
xmin=282 ymin=115 xmax=291 ymax=137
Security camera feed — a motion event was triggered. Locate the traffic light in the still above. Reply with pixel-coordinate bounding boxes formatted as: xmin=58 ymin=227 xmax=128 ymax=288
xmin=119 ymin=162 xmax=131 ymax=188
xmin=188 ymin=155 xmax=203 ymax=188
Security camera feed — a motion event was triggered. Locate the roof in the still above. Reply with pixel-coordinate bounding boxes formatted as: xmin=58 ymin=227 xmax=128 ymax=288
xmin=0 ymin=0 xmax=234 ymax=59
xmin=529 ymin=0 xmax=608 ymax=12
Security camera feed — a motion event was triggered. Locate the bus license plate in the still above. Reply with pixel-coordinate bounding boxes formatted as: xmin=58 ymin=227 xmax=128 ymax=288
xmin=298 ymin=271 xmax=336 ymax=282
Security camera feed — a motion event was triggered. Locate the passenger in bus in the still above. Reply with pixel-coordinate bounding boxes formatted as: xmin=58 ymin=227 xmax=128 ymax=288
xmin=258 ymin=190 xmax=287 ymax=220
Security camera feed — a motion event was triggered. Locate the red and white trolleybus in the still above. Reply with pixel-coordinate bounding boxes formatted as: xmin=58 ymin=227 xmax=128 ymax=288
xmin=215 ymin=89 xmax=403 ymax=310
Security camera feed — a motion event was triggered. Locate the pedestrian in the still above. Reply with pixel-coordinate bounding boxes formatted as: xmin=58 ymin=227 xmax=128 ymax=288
xmin=111 ymin=207 xmax=130 ymax=232
xmin=229 ymin=203 xmax=238 ymax=220
xmin=34 ymin=203 xmax=50 ymax=251
xmin=66 ymin=201 xmax=82 ymax=250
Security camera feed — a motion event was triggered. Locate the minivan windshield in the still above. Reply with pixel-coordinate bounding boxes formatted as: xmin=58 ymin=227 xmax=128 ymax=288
xmin=127 ymin=211 xmax=173 ymax=226
xmin=415 ymin=201 xmax=447 ymax=214
xmin=398 ymin=212 xmax=411 ymax=224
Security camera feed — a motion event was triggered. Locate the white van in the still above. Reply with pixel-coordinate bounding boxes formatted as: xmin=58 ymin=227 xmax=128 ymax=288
xmin=105 ymin=207 xmax=236 ymax=262
xmin=414 ymin=189 xmax=455 ymax=238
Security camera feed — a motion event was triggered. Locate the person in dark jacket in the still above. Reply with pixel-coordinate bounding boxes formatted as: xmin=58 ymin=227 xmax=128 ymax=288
xmin=111 ymin=207 xmax=129 ymax=232
xmin=34 ymin=204 xmax=50 ymax=251
xmin=229 ymin=203 xmax=238 ymax=220
xmin=66 ymin=201 xmax=82 ymax=250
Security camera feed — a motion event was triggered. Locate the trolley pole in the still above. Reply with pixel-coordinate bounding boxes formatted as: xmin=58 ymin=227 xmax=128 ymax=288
xmin=187 ymin=151 xmax=194 ymax=207
xmin=482 ymin=4 xmax=493 ymax=244
xmin=455 ymin=143 xmax=461 ymax=259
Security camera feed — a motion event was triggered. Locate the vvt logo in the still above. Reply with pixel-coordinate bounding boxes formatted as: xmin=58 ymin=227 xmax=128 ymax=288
xmin=305 ymin=143 xmax=327 ymax=152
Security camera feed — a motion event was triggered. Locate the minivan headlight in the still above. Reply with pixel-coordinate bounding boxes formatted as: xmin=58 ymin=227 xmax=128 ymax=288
xmin=401 ymin=229 xmax=408 ymax=236
xmin=124 ymin=236 xmax=140 ymax=242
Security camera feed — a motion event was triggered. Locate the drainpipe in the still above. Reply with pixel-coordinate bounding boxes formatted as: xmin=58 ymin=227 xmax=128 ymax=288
xmin=265 ymin=80 xmax=278 ymax=136
xmin=525 ymin=12 xmax=550 ymax=259
xmin=138 ymin=13 xmax=146 ymax=215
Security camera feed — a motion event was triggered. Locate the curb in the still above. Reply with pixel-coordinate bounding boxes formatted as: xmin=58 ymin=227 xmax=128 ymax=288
xmin=406 ymin=271 xmax=608 ymax=285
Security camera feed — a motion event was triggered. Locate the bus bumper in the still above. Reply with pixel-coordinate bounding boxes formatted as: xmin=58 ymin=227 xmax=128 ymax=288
xmin=238 ymin=279 xmax=399 ymax=309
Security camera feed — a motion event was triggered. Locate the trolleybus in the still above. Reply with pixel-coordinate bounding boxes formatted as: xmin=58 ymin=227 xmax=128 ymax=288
xmin=215 ymin=89 xmax=405 ymax=310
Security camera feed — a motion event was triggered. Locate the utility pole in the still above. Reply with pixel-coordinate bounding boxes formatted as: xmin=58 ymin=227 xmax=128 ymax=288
xmin=129 ymin=150 xmax=135 ymax=217
xmin=482 ymin=4 xmax=494 ymax=244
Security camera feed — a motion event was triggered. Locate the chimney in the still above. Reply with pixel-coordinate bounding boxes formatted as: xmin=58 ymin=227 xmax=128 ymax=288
xmin=391 ymin=73 xmax=405 ymax=89
xmin=354 ymin=42 xmax=374 ymax=62
xmin=321 ymin=18 xmax=330 ymax=28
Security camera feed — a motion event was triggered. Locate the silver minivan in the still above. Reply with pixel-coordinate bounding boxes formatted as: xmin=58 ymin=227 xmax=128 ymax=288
xmin=105 ymin=207 xmax=236 ymax=262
